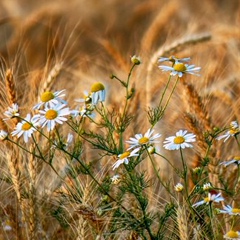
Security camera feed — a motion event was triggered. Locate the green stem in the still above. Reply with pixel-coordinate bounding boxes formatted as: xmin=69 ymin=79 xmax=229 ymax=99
xmin=180 ymin=148 xmax=189 ymax=197
xmin=162 ymin=76 xmax=179 ymax=113
xmin=158 ymin=74 xmax=172 ymax=108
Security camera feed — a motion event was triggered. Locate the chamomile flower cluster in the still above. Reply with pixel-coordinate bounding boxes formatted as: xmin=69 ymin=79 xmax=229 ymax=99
xmin=11 ymin=114 xmax=39 ymax=143
xmin=126 ymin=128 xmax=161 ymax=150
xmin=112 ymin=128 xmax=197 ymax=171
xmin=163 ymin=130 xmax=196 ymax=150
xmin=33 ymin=90 xmax=67 ymax=110
xmin=3 ymin=103 xmax=20 ymax=120
xmin=219 ymin=156 xmax=240 ymax=167
xmin=217 ymin=121 xmax=240 ymax=142
xmin=158 ymin=56 xmax=201 ymax=77
xmin=74 ymin=83 xmax=106 ymax=118
xmin=112 ymin=148 xmax=140 ymax=170
xmin=192 ymin=192 xmax=224 ymax=207
xmin=223 ymin=231 xmax=240 ymax=240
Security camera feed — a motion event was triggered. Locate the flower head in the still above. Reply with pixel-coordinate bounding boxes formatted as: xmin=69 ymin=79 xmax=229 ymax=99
xmin=112 ymin=148 xmax=140 ymax=170
xmin=163 ymin=130 xmax=196 ymax=150
xmin=33 ymin=90 xmax=66 ymax=110
xmin=126 ymin=128 xmax=161 ymax=150
xmin=223 ymin=230 xmax=240 ymax=239
xmin=111 ymin=174 xmax=121 ymax=184
xmin=174 ymin=183 xmax=184 ymax=192
xmin=3 ymin=103 xmax=20 ymax=120
xmin=131 ymin=55 xmax=141 ymax=65
xmin=159 ymin=61 xmax=201 ymax=77
xmin=217 ymin=121 xmax=240 ymax=142
xmin=203 ymin=183 xmax=212 ymax=191
xmin=32 ymin=104 xmax=71 ymax=132
xmin=11 ymin=114 xmax=38 ymax=143
xmin=192 ymin=192 xmax=224 ymax=207
xmin=220 ymin=205 xmax=240 ymax=216
xmin=0 ymin=130 xmax=8 ymax=140
xmin=90 ymin=82 xmax=106 ymax=105
xmin=192 ymin=167 xmax=201 ymax=174
xmin=219 ymin=156 xmax=240 ymax=167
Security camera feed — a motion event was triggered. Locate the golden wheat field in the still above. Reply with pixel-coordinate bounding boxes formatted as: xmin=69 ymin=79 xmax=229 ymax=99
xmin=0 ymin=0 xmax=240 ymax=239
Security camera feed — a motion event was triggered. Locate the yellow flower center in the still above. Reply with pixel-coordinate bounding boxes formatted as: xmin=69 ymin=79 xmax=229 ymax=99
xmin=91 ymin=82 xmax=105 ymax=92
xmin=40 ymin=91 xmax=54 ymax=102
xmin=173 ymin=63 xmax=187 ymax=72
xmin=226 ymin=230 xmax=239 ymax=238
xmin=45 ymin=110 xmax=58 ymax=120
xmin=229 ymin=129 xmax=239 ymax=135
xmin=120 ymin=151 xmax=130 ymax=159
xmin=138 ymin=137 xmax=149 ymax=145
xmin=204 ymin=197 xmax=210 ymax=203
xmin=232 ymin=208 xmax=240 ymax=213
xmin=174 ymin=136 xmax=185 ymax=144
xmin=22 ymin=122 xmax=32 ymax=131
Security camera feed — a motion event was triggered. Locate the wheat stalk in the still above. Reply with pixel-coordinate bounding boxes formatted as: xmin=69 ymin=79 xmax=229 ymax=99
xmin=27 ymin=145 xmax=38 ymax=240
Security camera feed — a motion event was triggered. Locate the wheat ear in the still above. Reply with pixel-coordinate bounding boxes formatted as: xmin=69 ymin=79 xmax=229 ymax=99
xmin=176 ymin=205 xmax=189 ymax=240
xmin=6 ymin=151 xmax=28 ymax=238
xmin=37 ymin=62 xmax=63 ymax=101
xmin=5 ymin=68 xmax=17 ymax=105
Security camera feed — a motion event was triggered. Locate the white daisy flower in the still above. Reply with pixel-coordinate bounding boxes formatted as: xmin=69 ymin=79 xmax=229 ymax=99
xmin=90 ymin=82 xmax=106 ymax=105
xmin=33 ymin=90 xmax=66 ymax=110
xmin=174 ymin=183 xmax=184 ymax=192
xmin=220 ymin=205 xmax=240 ymax=216
xmin=163 ymin=130 xmax=196 ymax=150
xmin=11 ymin=114 xmax=39 ymax=143
xmin=159 ymin=62 xmax=201 ymax=77
xmin=158 ymin=56 xmax=191 ymax=63
xmin=3 ymin=103 xmax=20 ymax=120
xmin=0 ymin=130 xmax=8 ymax=140
xmin=219 ymin=156 xmax=240 ymax=167
xmin=126 ymin=129 xmax=161 ymax=150
xmin=32 ymin=104 xmax=71 ymax=132
xmin=223 ymin=230 xmax=240 ymax=239
xmin=111 ymin=174 xmax=121 ymax=184
xmin=112 ymin=148 xmax=140 ymax=170
xmin=203 ymin=183 xmax=212 ymax=191
xmin=192 ymin=192 xmax=224 ymax=208
xmin=216 ymin=121 xmax=240 ymax=142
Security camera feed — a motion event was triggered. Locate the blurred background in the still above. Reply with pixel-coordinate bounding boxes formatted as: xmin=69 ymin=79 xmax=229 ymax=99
xmin=0 ymin=1 xmax=240 ymax=239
